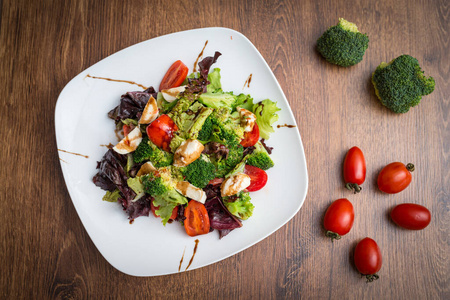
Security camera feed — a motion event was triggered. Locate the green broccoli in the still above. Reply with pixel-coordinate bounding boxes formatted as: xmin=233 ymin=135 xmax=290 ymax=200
xmin=372 ymin=55 xmax=435 ymax=113
xmin=188 ymin=107 xmax=214 ymax=140
xmin=211 ymin=143 xmax=244 ymax=178
xmin=246 ymin=141 xmax=274 ymax=170
xmin=182 ymin=155 xmax=216 ymax=188
xmin=317 ymin=18 xmax=369 ymax=67
xmin=133 ymin=137 xmax=173 ymax=167
xmin=197 ymin=115 xmax=213 ymax=141
xmin=223 ymin=192 xmax=254 ymax=220
xmin=210 ymin=115 xmax=241 ymax=146
xmin=142 ymin=172 xmax=169 ymax=195
xmin=141 ymin=167 xmax=187 ymax=225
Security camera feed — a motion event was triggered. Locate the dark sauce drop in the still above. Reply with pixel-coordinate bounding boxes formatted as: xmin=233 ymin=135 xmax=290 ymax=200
xmin=85 ymin=74 xmax=147 ymax=90
xmin=178 ymin=247 xmax=186 ymax=272
xmin=57 ymin=149 xmax=89 ymax=158
xmin=243 ymin=73 xmax=253 ymax=89
xmin=193 ymin=41 xmax=209 ymax=72
xmin=277 ymin=124 xmax=296 ymax=128
xmin=185 ymin=239 xmax=200 ymax=271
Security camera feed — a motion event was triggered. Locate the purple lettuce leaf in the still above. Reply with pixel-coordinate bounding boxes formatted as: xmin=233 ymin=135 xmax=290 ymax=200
xmin=118 ymin=194 xmax=152 ymax=221
xmin=204 ymin=196 xmax=242 ymax=238
xmin=92 ymin=149 xmax=135 ymax=201
xmin=185 ymin=51 xmax=221 ymax=94
xmin=108 ymin=87 xmax=157 ymax=121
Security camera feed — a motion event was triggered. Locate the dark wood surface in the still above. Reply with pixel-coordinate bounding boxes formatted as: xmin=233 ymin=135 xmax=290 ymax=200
xmin=1 ymin=0 xmax=448 ymax=299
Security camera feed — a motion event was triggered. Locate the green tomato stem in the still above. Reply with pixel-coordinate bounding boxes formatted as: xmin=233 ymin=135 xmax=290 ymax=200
xmin=406 ymin=163 xmax=415 ymax=172
xmin=364 ymin=274 xmax=380 ymax=283
xmin=345 ymin=183 xmax=362 ymax=194
xmin=325 ymin=231 xmax=341 ymax=241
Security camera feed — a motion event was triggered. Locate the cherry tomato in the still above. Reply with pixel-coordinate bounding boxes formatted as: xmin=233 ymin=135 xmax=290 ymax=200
xmin=159 ymin=60 xmax=189 ymax=91
xmin=243 ymin=165 xmax=268 ymax=192
xmin=122 ymin=124 xmax=133 ymax=136
xmin=151 ymin=201 xmax=178 ymax=220
xmin=184 ymin=200 xmax=210 ymax=237
xmin=354 ymin=237 xmax=382 ymax=282
xmin=390 ymin=203 xmax=431 ymax=230
xmin=240 ymin=123 xmax=260 ymax=147
xmin=377 ymin=162 xmax=414 ymax=194
xmin=343 ymin=146 xmax=366 ymax=193
xmin=146 ymin=114 xmax=178 ymax=152
xmin=323 ymin=198 xmax=354 ymax=241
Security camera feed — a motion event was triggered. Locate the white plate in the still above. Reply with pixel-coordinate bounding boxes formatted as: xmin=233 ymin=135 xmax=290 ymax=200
xmin=55 ymin=27 xmax=308 ymax=277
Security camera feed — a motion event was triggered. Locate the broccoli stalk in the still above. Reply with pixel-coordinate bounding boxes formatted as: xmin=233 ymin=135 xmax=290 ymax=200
xmin=246 ymin=141 xmax=274 ymax=170
xmin=372 ymin=55 xmax=435 ymax=113
xmin=317 ymin=18 xmax=369 ymax=67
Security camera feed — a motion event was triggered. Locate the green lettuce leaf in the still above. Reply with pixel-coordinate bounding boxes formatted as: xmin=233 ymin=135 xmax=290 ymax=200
xmin=252 ymin=99 xmax=281 ymax=139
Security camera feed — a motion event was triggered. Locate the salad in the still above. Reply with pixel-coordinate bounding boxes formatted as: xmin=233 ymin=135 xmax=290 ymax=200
xmin=93 ymin=51 xmax=280 ymax=238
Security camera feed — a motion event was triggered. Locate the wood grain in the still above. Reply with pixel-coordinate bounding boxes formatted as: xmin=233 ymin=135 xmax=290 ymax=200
xmin=0 ymin=0 xmax=448 ymax=299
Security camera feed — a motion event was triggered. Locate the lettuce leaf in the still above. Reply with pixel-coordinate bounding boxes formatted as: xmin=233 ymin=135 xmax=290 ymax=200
xmin=252 ymin=99 xmax=281 ymax=139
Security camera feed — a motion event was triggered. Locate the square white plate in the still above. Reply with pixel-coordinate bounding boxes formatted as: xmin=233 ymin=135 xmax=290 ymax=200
xmin=55 ymin=27 xmax=308 ymax=276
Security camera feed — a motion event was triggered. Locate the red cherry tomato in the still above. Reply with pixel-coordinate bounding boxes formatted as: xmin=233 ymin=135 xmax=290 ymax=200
xmin=343 ymin=146 xmax=366 ymax=193
xmin=354 ymin=237 xmax=382 ymax=282
xmin=390 ymin=203 xmax=431 ymax=230
xmin=159 ymin=60 xmax=189 ymax=91
xmin=243 ymin=165 xmax=268 ymax=192
xmin=123 ymin=124 xmax=133 ymax=136
xmin=377 ymin=162 xmax=414 ymax=194
xmin=151 ymin=201 xmax=178 ymax=220
xmin=184 ymin=200 xmax=210 ymax=237
xmin=146 ymin=114 xmax=178 ymax=152
xmin=323 ymin=198 xmax=354 ymax=241
xmin=240 ymin=123 xmax=260 ymax=147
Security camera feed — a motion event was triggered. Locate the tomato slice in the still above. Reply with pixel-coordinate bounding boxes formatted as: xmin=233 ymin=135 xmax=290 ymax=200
xmin=146 ymin=114 xmax=178 ymax=152
xmin=159 ymin=60 xmax=189 ymax=91
xmin=151 ymin=200 xmax=178 ymax=220
xmin=123 ymin=124 xmax=133 ymax=136
xmin=240 ymin=123 xmax=260 ymax=147
xmin=184 ymin=200 xmax=210 ymax=237
xmin=243 ymin=164 xmax=268 ymax=192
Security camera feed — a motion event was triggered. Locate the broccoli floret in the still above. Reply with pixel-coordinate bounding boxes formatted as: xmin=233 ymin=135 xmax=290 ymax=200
xmin=133 ymin=137 xmax=173 ymax=167
xmin=197 ymin=115 xmax=213 ymax=141
xmin=223 ymin=192 xmax=254 ymax=220
xmin=141 ymin=168 xmax=187 ymax=225
xmin=182 ymin=155 xmax=216 ymax=188
xmin=211 ymin=143 xmax=244 ymax=178
xmin=210 ymin=116 xmax=241 ymax=146
xmin=188 ymin=107 xmax=214 ymax=140
xmin=317 ymin=18 xmax=369 ymax=67
xmin=372 ymin=55 xmax=435 ymax=113
xmin=246 ymin=141 xmax=274 ymax=170
xmin=142 ymin=173 xmax=169 ymax=195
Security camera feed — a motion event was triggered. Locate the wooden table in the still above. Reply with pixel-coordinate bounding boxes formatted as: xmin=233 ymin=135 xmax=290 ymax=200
xmin=1 ymin=0 xmax=448 ymax=298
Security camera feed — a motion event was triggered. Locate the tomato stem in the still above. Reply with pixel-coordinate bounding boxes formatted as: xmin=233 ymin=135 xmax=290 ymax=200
xmin=406 ymin=163 xmax=415 ymax=172
xmin=345 ymin=183 xmax=362 ymax=194
xmin=363 ymin=274 xmax=379 ymax=283
xmin=325 ymin=231 xmax=341 ymax=241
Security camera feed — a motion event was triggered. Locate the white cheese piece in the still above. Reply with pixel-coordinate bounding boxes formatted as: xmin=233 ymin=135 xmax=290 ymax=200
xmin=113 ymin=126 xmax=142 ymax=154
xmin=237 ymin=107 xmax=256 ymax=132
xmin=139 ymin=96 xmax=158 ymax=124
xmin=173 ymin=139 xmax=204 ymax=167
xmin=136 ymin=161 xmax=157 ymax=176
xmin=161 ymin=85 xmax=186 ymax=102
xmin=176 ymin=181 xmax=207 ymax=204
xmin=221 ymin=173 xmax=251 ymax=197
